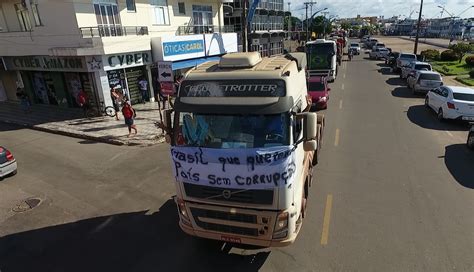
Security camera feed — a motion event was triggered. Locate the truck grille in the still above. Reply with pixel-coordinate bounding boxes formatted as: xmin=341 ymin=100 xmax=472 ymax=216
xmin=190 ymin=208 xmax=259 ymax=237
xmin=183 ymin=183 xmax=273 ymax=205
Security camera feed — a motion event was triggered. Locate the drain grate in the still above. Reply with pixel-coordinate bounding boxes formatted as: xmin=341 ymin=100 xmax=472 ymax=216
xmin=12 ymin=197 xmax=42 ymax=213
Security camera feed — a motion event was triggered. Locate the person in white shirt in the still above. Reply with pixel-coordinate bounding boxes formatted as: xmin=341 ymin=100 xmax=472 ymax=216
xmin=138 ymin=77 xmax=148 ymax=104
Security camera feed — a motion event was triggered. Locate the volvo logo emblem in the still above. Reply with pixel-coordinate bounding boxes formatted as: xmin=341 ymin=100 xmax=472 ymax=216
xmin=222 ymin=190 xmax=232 ymax=199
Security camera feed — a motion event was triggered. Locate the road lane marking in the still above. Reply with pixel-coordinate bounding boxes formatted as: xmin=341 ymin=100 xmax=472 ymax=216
xmin=445 ymin=131 xmax=454 ymax=137
xmin=343 ymin=73 xmax=346 ymax=79
xmin=109 ymin=153 xmax=122 ymax=161
xmin=341 ymin=84 xmax=345 ymax=90
xmin=334 ymin=129 xmax=340 ymax=147
xmin=339 ymin=100 xmax=343 ymax=109
xmin=321 ymin=194 xmax=333 ymax=245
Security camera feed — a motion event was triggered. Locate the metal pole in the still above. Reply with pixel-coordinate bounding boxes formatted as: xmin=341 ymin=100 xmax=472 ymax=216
xmin=413 ymin=0 xmax=423 ymax=55
xmin=305 ymin=3 xmax=309 ymax=42
xmin=242 ymin=0 xmax=248 ymax=52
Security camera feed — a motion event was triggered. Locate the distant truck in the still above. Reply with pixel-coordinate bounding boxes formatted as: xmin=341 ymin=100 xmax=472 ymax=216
xmin=306 ymin=39 xmax=338 ymax=82
xmin=161 ymin=52 xmax=325 ymax=247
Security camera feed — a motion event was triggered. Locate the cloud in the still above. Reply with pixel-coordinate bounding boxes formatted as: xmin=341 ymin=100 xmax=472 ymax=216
xmin=289 ymin=0 xmax=474 ymax=19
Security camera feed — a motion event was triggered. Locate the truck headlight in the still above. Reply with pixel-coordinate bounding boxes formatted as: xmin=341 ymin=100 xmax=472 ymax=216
xmin=319 ymin=96 xmax=327 ymax=102
xmin=273 ymin=212 xmax=288 ymax=239
xmin=177 ymin=198 xmax=189 ymax=219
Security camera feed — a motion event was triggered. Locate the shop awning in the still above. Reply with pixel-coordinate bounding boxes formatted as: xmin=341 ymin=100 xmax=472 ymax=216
xmin=172 ymin=56 xmax=222 ymax=71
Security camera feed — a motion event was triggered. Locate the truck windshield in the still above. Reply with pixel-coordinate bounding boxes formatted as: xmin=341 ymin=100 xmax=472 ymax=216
xmin=175 ymin=112 xmax=290 ymax=148
xmin=306 ymin=43 xmax=335 ymax=69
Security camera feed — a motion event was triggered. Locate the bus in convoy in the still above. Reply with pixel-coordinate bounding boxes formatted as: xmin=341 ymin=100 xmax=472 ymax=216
xmin=160 ymin=52 xmax=325 ymax=247
xmin=305 ymin=39 xmax=338 ymax=82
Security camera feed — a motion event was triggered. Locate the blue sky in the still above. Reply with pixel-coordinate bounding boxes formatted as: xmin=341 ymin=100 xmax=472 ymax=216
xmin=288 ymin=0 xmax=474 ymax=20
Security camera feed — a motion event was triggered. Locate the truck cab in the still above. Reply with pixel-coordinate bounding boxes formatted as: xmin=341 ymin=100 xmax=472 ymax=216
xmin=162 ymin=52 xmax=324 ymax=247
xmin=306 ymin=39 xmax=338 ymax=82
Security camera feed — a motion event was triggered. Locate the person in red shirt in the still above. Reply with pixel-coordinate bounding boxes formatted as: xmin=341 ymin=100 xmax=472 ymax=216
xmin=121 ymin=101 xmax=137 ymax=137
xmin=76 ymin=90 xmax=88 ymax=117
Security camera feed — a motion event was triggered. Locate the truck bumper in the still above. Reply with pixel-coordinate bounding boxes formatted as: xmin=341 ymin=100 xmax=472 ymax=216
xmin=179 ymin=221 xmax=296 ymax=247
xmin=175 ymin=199 xmax=300 ymax=248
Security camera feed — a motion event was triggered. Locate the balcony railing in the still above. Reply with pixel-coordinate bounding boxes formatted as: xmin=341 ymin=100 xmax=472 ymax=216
xmin=176 ymin=25 xmax=235 ymax=36
xmin=80 ymin=25 xmax=148 ymax=38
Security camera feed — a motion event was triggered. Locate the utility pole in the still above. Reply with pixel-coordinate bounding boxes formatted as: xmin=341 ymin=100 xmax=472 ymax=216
xmin=242 ymin=0 xmax=248 ymax=52
xmin=413 ymin=0 xmax=423 ymax=54
xmin=287 ymin=2 xmax=291 ymax=33
xmin=304 ymin=1 xmax=315 ymax=41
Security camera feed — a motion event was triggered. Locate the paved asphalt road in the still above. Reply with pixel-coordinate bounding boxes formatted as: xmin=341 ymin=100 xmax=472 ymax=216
xmin=0 ymin=48 xmax=473 ymax=272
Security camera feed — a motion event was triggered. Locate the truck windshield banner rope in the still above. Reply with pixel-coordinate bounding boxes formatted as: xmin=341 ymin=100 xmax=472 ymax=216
xmin=170 ymin=146 xmax=296 ymax=190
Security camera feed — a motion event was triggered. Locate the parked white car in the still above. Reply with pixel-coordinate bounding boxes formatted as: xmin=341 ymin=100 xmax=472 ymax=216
xmin=369 ymin=48 xmax=389 ymax=60
xmin=372 ymin=42 xmax=386 ymax=51
xmin=408 ymin=71 xmax=443 ymax=95
xmin=468 ymin=124 xmax=474 ymax=150
xmin=396 ymin=53 xmax=417 ymax=72
xmin=349 ymin=43 xmax=361 ymax=55
xmin=425 ymin=86 xmax=474 ymax=121
xmin=0 ymin=146 xmax=17 ymax=179
xmin=401 ymin=61 xmax=432 ymax=79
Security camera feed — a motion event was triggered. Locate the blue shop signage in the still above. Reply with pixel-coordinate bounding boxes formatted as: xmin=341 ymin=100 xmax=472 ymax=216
xmin=163 ymin=40 xmax=204 ymax=57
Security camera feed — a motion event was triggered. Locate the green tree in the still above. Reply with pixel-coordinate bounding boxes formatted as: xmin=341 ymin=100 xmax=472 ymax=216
xmin=340 ymin=22 xmax=351 ymax=30
xmin=310 ymin=16 xmax=332 ymax=37
xmin=449 ymin=43 xmax=474 ymax=63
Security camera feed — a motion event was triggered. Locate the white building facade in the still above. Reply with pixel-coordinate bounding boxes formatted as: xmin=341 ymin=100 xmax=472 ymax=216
xmin=0 ymin=0 xmax=237 ymax=108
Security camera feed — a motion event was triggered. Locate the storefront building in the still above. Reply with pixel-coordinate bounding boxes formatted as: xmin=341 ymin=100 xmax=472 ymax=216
xmin=1 ymin=55 xmax=101 ymax=109
xmin=151 ymin=32 xmax=238 ymax=75
xmin=102 ymin=51 xmax=153 ymax=104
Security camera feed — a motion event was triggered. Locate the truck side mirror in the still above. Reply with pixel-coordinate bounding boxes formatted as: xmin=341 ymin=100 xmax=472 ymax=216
xmin=303 ymin=140 xmax=317 ymax=151
xmin=301 ymin=112 xmax=317 ymax=140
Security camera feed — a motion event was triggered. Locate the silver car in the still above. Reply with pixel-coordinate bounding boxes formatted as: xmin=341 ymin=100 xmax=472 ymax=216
xmin=401 ymin=61 xmax=432 ymax=79
xmin=407 ymin=71 xmax=443 ymax=95
xmin=0 ymin=146 xmax=17 ymax=179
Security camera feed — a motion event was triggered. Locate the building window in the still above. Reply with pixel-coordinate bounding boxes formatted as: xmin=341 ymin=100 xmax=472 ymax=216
xmin=15 ymin=3 xmax=31 ymax=31
xmin=192 ymin=5 xmax=213 ymax=33
xmin=30 ymin=0 xmax=42 ymax=26
xmin=151 ymin=0 xmax=170 ymax=25
xmin=94 ymin=1 xmax=122 ymax=36
xmin=126 ymin=0 xmax=136 ymax=12
xmin=178 ymin=2 xmax=185 ymax=15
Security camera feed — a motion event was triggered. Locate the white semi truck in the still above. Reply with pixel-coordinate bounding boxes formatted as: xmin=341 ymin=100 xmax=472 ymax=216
xmin=161 ymin=52 xmax=324 ymax=247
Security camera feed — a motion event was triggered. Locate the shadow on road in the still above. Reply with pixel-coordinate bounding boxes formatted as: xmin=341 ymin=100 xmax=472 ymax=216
xmin=444 ymin=144 xmax=474 ymax=189
xmin=0 ymin=122 xmax=23 ymax=132
xmin=407 ymin=105 xmax=469 ymax=131
xmin=0 ymin=199 xmax=270 ymax=272
xmin=391 ymin=87 xmax=422 ymax=99
xmin=386 ymin=77 xmax=405 ymax=86
xmin=378 ymin=67 xmax=393 ymax=75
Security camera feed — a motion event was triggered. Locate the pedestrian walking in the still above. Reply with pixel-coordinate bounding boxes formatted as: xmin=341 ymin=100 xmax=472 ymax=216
xmin=110 ymin=87 xmax=122 ymax=121
xmin=76 ymin=89 xmax=89 ymax=117
xmin=16 ymin=88 xmax=31 ymax=113
xmin=122 ymin=101 xmax=137 ymax=137
xmin=138 ymin=77 xmax=149 ymax=104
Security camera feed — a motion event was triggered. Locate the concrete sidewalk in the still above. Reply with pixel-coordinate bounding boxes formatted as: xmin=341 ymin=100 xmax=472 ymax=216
xmin=0 ymin=101 xmax=166 ymax=146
